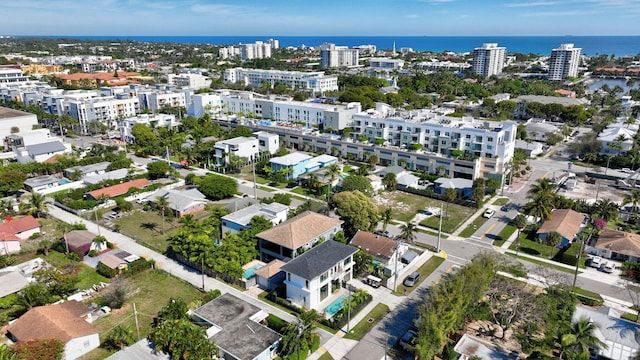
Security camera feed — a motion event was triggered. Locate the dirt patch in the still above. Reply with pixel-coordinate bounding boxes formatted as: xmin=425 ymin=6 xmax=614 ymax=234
xmin=372 ymin=192 xmax=411 ymax=213
xmin=466 ymin=319 xmax=523 ymax=354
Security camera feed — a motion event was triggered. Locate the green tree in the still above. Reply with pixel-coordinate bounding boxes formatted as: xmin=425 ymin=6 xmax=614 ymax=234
xmin=381 ymin=208 xmax=393 ymax=232
xmin=400 ymin=222 xmax=418 ymax=243
xmin=104 ymin=325 xmax=135 ymax=350
xmin=623 ymin=190 xmax=640 ymax=213
xmin=330 ymin=191 xmax=380 ymax=237
xmin=92 ymin=235 xmax=107 ymax=252
xmin=443 ymin=188 xmax=457 ymax=218
xmin=325 ymin=163 xmax=341 ymax=198
xmin=341 ymin=175 xmax=373 ymax=195
xmin=17 ymin=282 xmax=51 ymax=310
xmin=353 ymin=248 xmax=373 ymax=276
xmin=512 ymin=214 xmax=527 ymax=256
xmin=280 ymin=310 xmax=318 ymax=360
xmin=0 ymin=344 xmax=16 ymax=360
xmin=197 ymin=174 xmax=238 ymax=200
xmin=592 ymin=199 xmax=619 ymax=222
xmin=146 ymin=161 xmax=173 ymax=180
xmin=545 ymin=231 xmax=563 ymax=258
xmin=0 ymin=171 xmax=27 ymax=197
xmin=24 ymin=192 xmax=49 ymax=218
xmin=130 ymin=123 xmax=157 ymax=148
xmin=557 ymin=318 xmax=607 ymax=360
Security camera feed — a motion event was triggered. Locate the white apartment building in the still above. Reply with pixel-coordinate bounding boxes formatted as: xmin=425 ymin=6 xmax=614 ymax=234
xmin=166 ymin=73 xmax=210 ymax=89
xmin=0 ymin=68 xmax=29 ymax=84
xmin=241 ymin=41 xmax=272 ymax=61
xmin=120 ymin=113 xmax=178 ymax=143
xmin=472 ymin=43 xmax=506 ymax=77
xmin=214 ymin=136 xmax=259 ymax=165
xmin=416 ymin=61 xmax=471 ymax=73
xmin=188 ymin=90 xmax=361 ymax=130
xmin=352 ymin=104 xmax=517 ymax=178
xmin=320 ymin=43 xmax=359 ymax=68
xmin=219 ymin=46 xmax=242 ymax=60
xmin=0 ymin=107 xmax=38 ymax=140
xmin=137 ymin=90 xmax=187 ymax=113
xmin=369 ymin=58 xmax=405 ymax=71
xmin=548 ymin=43 xmax=582 ymax=80
xmin=68 ymin=95 xmax=139 ymax=133
xmin=223 ymin=68 xmax=338 ymax=93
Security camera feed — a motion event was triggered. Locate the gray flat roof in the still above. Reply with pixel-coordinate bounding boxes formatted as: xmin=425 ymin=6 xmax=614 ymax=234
xmin=24 ymin=175 xmax=59 ymax=188
xmin=221 ymin=202 xmax=288 ymax=227
xmin=65 ymin=161 xmax=111 ymax=175
xmin=27 ymin=141 xmax=66 ymax=156
xmin=0 ymin=271 xmax=29 ymax=298
xmin=281 ymin=240 xmax=357 ymax=280
xmin=193 ymin=293 xmax=281 ymax=360
xmin=105 ymin=338 xmax=170 ymax=360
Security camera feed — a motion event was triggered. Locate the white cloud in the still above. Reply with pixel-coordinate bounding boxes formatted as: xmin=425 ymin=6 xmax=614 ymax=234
xmin=506 ymin=1 xmax=558 ymax=7
xmin=521 ymin=10 xmax=599 ymax=16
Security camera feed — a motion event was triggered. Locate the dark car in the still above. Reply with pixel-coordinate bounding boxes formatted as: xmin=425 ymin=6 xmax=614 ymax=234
xmin=403 ymin=271 xmax=421 ymax=287
xmin=399 ymin=329 xmax=417 ymax=350
xmin=501 ymin=204 xmax=510 ymax=212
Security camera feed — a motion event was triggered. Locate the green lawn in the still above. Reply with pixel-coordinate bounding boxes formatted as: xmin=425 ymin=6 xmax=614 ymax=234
xmin=44 ymin=252 xmax=109 ymax=290
xmin=258 ymin=185 xmax=276 ymax=192
xmin=113 ymin=210 xmax=181 ymax=253
xmin=344 ymin=303 xmax=390 ymax=340
xmin=291 ymin=186 xmax=313 ymax=196
xmin=376 ymin=191 xmax=460 ymax=223
xmin=492 ymin=198 xmax=509 ymax=206
xmin=318 ymin=352 xmax=335 ymax=360
xmin=458 ymin=215 xmax=489 ymax=238
xmin=493 ymin=224 xmax=517 ymax=247
xmin=82 ymin=269 xmax=205 ymax=360
xmin=509 ymin=237 xmax=586 ymax=268
xmin=394 ymin=256 xmax=445 ymax=295
xmin=419 ymin=204 xmax=477 ymax=234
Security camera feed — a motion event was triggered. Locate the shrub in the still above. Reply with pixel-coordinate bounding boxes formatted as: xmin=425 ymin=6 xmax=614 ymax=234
xmin=29 ymin=232 xmax=41 ymax=240
xmin=14 ymin=339 xmax=64 ymax=360
xmin=520 ymin=170 xmax=527 ymax=176
xmin=100 ymin=279 xmax=130 ymax=309
xmin=203 ymin=289 xmax=222 ymax=303
xmin=124 ymin=258 xmax=153 ymax=276
xmin=88 ymin=250 xmax=99 ymax=257
xmin=66 ymin=252 xmax=81 ymax=261
xmin=526 ymin=165 xmax=531 ymax=171
xmin=97 ymin=262 xmax=118 ymax=278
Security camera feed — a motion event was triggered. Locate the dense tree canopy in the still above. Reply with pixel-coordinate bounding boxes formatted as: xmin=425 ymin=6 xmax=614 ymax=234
xmin=329 ymin=190 xmax=379 ymax=237
xmin=197 ymin=174 xmax=238 ymax=200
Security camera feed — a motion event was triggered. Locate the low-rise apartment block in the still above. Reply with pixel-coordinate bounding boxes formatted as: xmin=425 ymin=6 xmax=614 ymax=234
xmin=224 ymin=67 xmax=338 ymax=93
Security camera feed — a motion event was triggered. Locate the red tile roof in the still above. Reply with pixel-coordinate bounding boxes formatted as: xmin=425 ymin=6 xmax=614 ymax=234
xmin=0 ymin=216 xmax=40 ymax=235
xmin=350 ymin=230 xmax=397 ymax=260
xmin=537 ymin=209 xmax=585 ymax=241
xmin=57 ymin=71 xmax=141 ymax=81
xmin=86 ymin=178 xmax=151 ymax=199
xmin=595 ymin=228 xmax=640 ymax=258
xmin=0 ymin=232 xmax=21 ymax=241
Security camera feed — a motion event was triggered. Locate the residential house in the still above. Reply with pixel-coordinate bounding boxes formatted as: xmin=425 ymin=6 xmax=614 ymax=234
xmin=214 ymin=136 xmax=259 ymax=165
xmin=257 ymin=211 xmax=343 ymax=261
xmin=224 ymin=197 xmax=260 ymax=213
xmin=0 ymin=232 xmax=21 ymax=255
xmin=64 ymin=161 xmax=111 ymax=180
xmin=281 ymin=240 xmax=357 ymax=310
xmin=514 ymin=95 xmax=589 ymax=119
xmin=254 ymin=131 xmax=280 ymax=155
xmin=572 ymin=305 xmax=640 ymax=360
xmin=304 ymin=154 xmax=338 ymax=173
xmin=349 ymin=230 xmax=407 ymax=277
xmin=98 ymin=253 xmax=128 ymax=272
xmin=366 ymin=174 xmax=384 ymax=192
xmin=515 ymin=139 xmax=544 ymax=158
xmin=255 ymin=259 xmax=286 ymax=291
xmin=0 ymin=271 xmax=30 ymax=298
xmin=270 ymin=152 xmax=312 ymax=180
xmin=191 ymin=293 xmax=282 ymax=360
xmin=145 ymin=188 xmax=208 ymax=217
xmin=537 ymin=209 xmax=585 ymax=246
xmin=6 ymin=301 xmax=100 ymax=360
xmin=66 ymin=230 xmax=96 ymax=256
xmin=375 ymin=165 xmax=420 ymax=189
xmin=4 ymin=128 xmax=55 ymax=151
xmin=85 ymin=178 xmax=152 ymax=200
xmin=0 ymin=215 xmax=40 ymax=240
xmin=83 ymin=168 xmax=129 ymax=185
xmin=588 ymin=228 xmax=640 ymax=262
xmin=24 ymin=175 xmax=61 ymax=192
xmin=523 ymin=119 xmax=560 ymax=143
xmin=453 ymin=334 xmax=514 ymax=360
xmin=598 ymin=126 xmax=636 ymax=156
xmin=434 ymin=177 xmax=474 ymax=198
xmin=221 ymin=202 xmax=289 ymax=234
xmin=16 ymin=140 xmax=71 ymax=164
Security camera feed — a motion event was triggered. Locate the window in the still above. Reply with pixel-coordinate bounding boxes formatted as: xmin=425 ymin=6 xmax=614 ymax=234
xmin=465 ymin=142 xmax=470 ymax=147
xmin=488 ymin=137 xmax=494 ymax=142
xmin=487 ymin=145 xmax=493 ymax=150
xmin=441 ymin=140 xmax=447 ymax=145
xmin=288 ymin=273 xmax=291 ymax=281
xmin=344 ymin=257 xmax=351 ymax=266
xmin=475 ymin=136 xmax=482 ymax=142
xmin=466 ymin=134 xmax=471 ymax=139
xmin=320 ymin=272 xmax=328 ymax=282
xmin=305 ymin=280 xmax=309 ymax=288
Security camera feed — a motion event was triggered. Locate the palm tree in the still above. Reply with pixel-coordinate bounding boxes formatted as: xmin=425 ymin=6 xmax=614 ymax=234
xmin=325 ymin=163 xmax=341 ymax=198
xmin=381 ymin=208 xmax=393 ymax=232
xmin=545 ymin=231 xmax=563 ymax=258
xmin=512 ymin=214 xmax=527 ymax=256
xmin=155 ymin=196 xmax=170 ymax=235
xmin=179 ymin=214 xmax=196 ymax=227
xmin=92 ymin=235 xmax=107 ymax=252
xmin=106 ymin=325 xmax=135 ymax=350
xmin=592 ymin=199 xmax=619 ymax=222
xmin=383 ymin=172 xmax=397 ymax=190
xmin=528 ymin=178 xmax=555 ymax=197
xmin=281 ymin=310 xmax=318 ymax=360
xmin=524 ymin=193 xmax=554 ymax=222
xmin=56 ymin=222 xmax=72 ymax=254
xmin=443 ymin=188 xmax=457 ymax=218
xmin=624 ymin=190 xmax=640 ymax=213
xmin=558 ymin=318 xmax=607 ymax=359
xmin=400 ymin=222 xmax=418 ymax=244
xmin=25 ymin=192 xmax=49 ymax=218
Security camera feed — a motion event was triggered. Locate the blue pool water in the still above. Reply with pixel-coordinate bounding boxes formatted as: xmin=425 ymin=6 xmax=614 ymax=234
xmin=325 ymin=295 xmax=347 ymax=316
xmin=58 ymin=179 xmax=71 ymax=185
xmin=243 ymin=264 xmax=262 ymax=279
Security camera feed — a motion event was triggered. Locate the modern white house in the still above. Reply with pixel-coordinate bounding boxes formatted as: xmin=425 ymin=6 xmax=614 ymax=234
xmin=598 ymin=124 xmax=636 ymax=156
xmin=145 ymin=188 xmax=208 ymax=218
xmin=280 ymin=240 xmax=357 ymax=310
xmin=6 ymin=301 xmax=100 ymax=360
xmin=523 ymin=118 xmax=561 ymax=143
xmin=4 ymin=128 xmax=55 ymax=151
xmin=64 ymin=161 xmax=111 ymax=179
xmin=254 ymin=131 xmax=280 ymax=155
xmin=257 ymin=211 xmax=343 ymax=262
xmin=214 ymin=136 xmax=259 ymax=165
xmin=0 ymin=107 xmax=38 ymax=140
xmin=221 ymin=202 xmax=289 ymax=234
xmin=16 ymin=140 xmax=71 ymax=164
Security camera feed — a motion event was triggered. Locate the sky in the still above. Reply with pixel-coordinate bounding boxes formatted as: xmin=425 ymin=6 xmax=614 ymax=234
xmin=2 ymin=0 xmax=640 ymax=36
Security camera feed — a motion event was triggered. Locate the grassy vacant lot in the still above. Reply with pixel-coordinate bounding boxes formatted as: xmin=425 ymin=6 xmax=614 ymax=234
xmin=114 ymin=210 xmax=179 ymax=253
xmin=344 ymin=303 xmax=390 ymax=340
xmin=458 ymin=215 xmax=489 ymax=238
xmin=394 ymin=256 xmax=445 ymax=295
xmin=82 ymin=269 xmax=204 ymax=360
xmin=373 ymin=191 xmax=443 ymax=223
xmin=45 ymin=251 xmax=109 ymax=290
xmin=510 ymin=237 xmax=586 ymax=268
xmin=419 ymin=204 xmax=476 ymax=234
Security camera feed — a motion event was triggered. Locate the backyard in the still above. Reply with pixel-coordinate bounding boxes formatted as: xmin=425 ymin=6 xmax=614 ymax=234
xmin=80 ymin=269 xmax=205 ymax=360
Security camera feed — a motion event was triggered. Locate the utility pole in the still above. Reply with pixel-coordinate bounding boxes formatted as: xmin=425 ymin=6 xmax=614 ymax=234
xmin=346 ymin=285 xmax=352 ymax=334
xmin=252 ymin=154 xmax=257 ymax=199
xmin=133 ymin=303 xmax=141 ymax=340
xmin=201 ymin=257 xmax=206 ymax=291
xmin=393 ymin=239 xmax=401 ymax=291
xmin=94 ymin=208 xmax=101 ymax=236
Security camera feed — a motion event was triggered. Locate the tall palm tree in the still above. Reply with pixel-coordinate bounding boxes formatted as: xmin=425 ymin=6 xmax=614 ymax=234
xmin=443 ymin=188 xmax=457 ymax=218
xmin=383 ymin=172 xmax=397 ymax=190
xmin=92 ymin=235 xmax=107 ymax=252
xmin=592 ymin=199 xmax=619 ymax=222
xmin=545 ymin=231 xmax=563 ymax=258
xmin=106 ymin=325 xmax=135 ymax=350
xmin=623 ymin=190 xmax=640 ymax=213
xmin=381 ymin=208 xmax=393 ymax=232
xmin=512 ymin=214 xmax=527 ymax=256
xmin=524 ymin=193 xmax=554 ymax=222
xmin=400 ymin=222 xmax=418 ymax=244
xmin=281 ymin=310 xmax=318 ymax=360
xmin=558 ymin=318 xmax=607 ymax=360
xmin=25 ymin=192 xmax=49 ymax=218
xmin=528 ymin=178 xmax=556 ymax=197
xmin=56 ymin=222 xmax=72 ymax=254
xmin=155 ymin=196 xmax=170 ymax=235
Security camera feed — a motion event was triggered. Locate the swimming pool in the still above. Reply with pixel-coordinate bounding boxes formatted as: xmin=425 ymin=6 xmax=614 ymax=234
xmin=324 ymin=295 xmax=347 ymax=316
xmin=243 ymin=264 xmax=263 ymax=279
xmin=58 ymin=179 xmax=71 ymax=185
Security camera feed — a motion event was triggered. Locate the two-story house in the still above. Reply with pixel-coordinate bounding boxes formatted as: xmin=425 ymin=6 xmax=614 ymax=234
xmin=257 ymin=211 xmax=343 ymax=261
xmin=221 ymin=202 xmax=289 ymax=234
xmin=349 ymin=230 xmax=407 ymax=278
xmin=280 ymin=240 xmax=358 ymax=310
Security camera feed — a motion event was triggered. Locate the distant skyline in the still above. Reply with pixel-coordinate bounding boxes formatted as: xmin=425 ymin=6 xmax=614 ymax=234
xmin=2 ymin=0 xmax=640 ymax=37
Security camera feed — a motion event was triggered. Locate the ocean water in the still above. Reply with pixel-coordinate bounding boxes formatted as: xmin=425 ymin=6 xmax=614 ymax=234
xmin=42 ymin=35 xmax=640 ymax=56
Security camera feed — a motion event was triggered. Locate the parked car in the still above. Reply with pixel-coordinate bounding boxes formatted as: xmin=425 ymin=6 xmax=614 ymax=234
xmin=483 ymin=209 xmax=495 ymax=218
xmin=398 ymin=329 xmax=417 ymax=350
xmin=587 ymin=256 xmax=603 ymax=268
xmin=600 ymin=261 xmax=615 ymax=273
xmin=403 ymin=272 xmax=421 ymax=287
xmin=364 ymin=275 xmax=382 ymax=288
xmin=621 ymin=168 xmax=634 ymax=174
xmin=501 ymin=204 xmax=510 ymax=212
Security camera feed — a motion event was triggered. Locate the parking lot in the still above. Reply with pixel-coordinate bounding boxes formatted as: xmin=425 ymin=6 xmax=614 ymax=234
xmin=557 ymin=178 xmax=625 ymax=204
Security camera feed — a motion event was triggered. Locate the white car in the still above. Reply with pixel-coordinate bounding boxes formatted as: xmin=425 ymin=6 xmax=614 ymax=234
xmin=621 ymin=168 xmax=634 ymax=174
xmin=600 ymin=261 xmax=616 ymax=273
xmin=588 ymin=256 xmax=603 ymax=268
xmin=483 ymin=209 xmax=495 ymax=218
